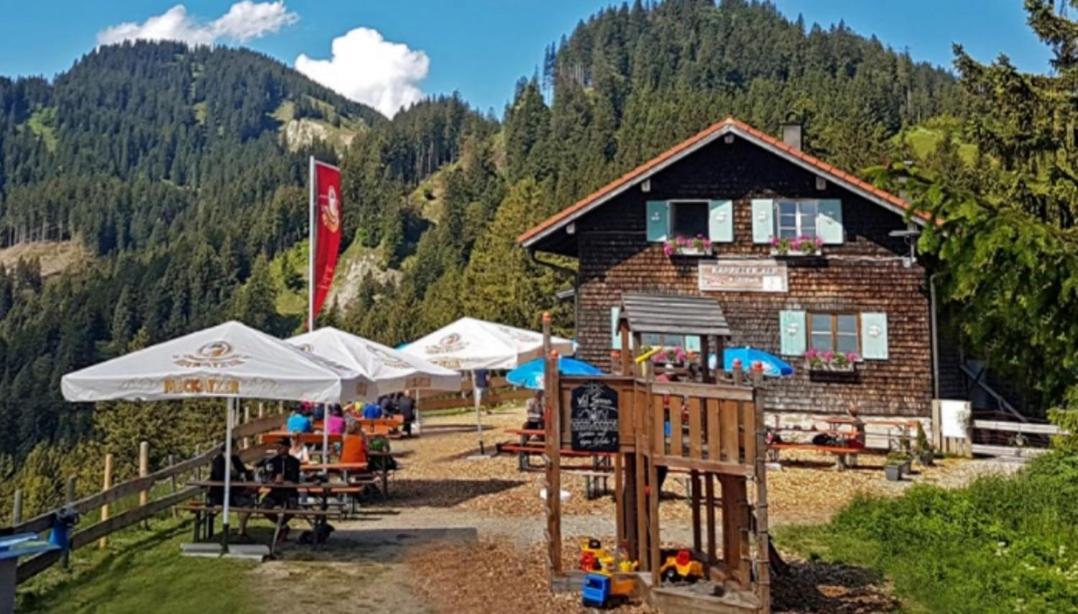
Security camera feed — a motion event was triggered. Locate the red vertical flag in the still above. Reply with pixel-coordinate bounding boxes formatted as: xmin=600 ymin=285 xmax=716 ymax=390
xmin=311 ymin=160 xmax=342 ymax=325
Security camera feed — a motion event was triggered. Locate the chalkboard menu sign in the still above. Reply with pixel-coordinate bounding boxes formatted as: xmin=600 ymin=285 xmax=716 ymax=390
xmin=570 ymin=381 xmax=619 ymax=452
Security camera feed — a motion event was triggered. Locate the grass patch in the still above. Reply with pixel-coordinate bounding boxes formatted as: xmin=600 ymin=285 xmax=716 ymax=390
xmin=27 ymin=106 xmax=58 ymax=153
xmin=775 ymin=453 xmax=1078 ymax=613
xmin=19 ymin=518 xmax=258 ymax=614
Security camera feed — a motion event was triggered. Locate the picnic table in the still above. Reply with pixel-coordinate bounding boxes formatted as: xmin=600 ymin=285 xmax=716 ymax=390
xmin=498 ymin=428 xmax=614 ymax=499
xmin=188 ymin=480 xmax=362 ymax=555
xmin=260 ymin=431 xmax=343 ymax=445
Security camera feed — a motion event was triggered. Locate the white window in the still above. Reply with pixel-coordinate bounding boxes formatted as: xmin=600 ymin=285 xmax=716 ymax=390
xmin=669 ymin=201 xmax=709 ymax=238
xmin=776 ymin=200 xmax=818 ymax=239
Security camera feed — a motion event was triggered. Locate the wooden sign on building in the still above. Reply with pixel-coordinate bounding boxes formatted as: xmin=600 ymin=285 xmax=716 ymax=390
xmin=699 ymin=259 xmax=788 ymax=293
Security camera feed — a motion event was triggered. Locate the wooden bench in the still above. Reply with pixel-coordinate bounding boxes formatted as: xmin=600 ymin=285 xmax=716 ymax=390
xmin=183 ymin=502 xmax=346 ymax=555
xmin=768 ymin=442 xmax=872 ymax=469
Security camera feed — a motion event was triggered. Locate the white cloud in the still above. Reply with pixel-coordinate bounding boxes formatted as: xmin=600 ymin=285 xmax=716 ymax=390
xmin=97 ymin=2 xmax=298 ymax=47
xmin=295 ymin=27 xmax=429 ymax=118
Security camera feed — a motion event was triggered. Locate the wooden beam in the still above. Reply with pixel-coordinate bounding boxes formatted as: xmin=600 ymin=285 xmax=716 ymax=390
xmin=650 ymin=381 xmax=753 ymax=401
xmin=972 ymin=420 xmax=1063 ymax=436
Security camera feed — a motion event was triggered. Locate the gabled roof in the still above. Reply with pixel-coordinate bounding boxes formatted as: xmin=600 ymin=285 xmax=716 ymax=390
xmin=620 ymin=293 xmax=731 ymax=337
xmin=518 ymin=117 xmax=929 ymax=248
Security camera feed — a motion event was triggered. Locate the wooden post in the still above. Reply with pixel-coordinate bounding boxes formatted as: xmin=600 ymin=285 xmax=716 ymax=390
xmin=541 ymin=312 xmax=563 ymax=579
xmin=705 ymin=474 xmax=716 ymax=567
xmin=751 ymin=369 xmax=771 ymax=611
xmin=691 ymin=470 xmax=702 ymax=556
xmin=243 ymin=405 xmax=251 ymax=449
xmin=63 ymin=476 xmax=76 ymax=569
xmin=99 ymin=453 xmax=113 ymax=549
xmin=169 ymin=453 xmax=178 ymax=518
xmin=12 ymin=489 xmax=22 ymax=525
xmin=194 ymin=444 xmax=203 ymax=480
xmin=138 ymin=441 xmax=150 ymax=508
xmin=258 ymin=402 xmax=265 ymax=419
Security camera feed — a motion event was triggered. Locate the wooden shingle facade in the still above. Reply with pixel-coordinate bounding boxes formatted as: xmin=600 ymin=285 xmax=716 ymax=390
xmin=521 ymin=118 xmax=935 ymax=418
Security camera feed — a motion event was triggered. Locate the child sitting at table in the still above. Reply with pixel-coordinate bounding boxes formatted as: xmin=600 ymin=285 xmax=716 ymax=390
xmin=325 ymin=404 xmax=346 ymax=435
xmin=287 ymin=406 xmax=314 ymax=433
xmin=288 ymin=437 xmax=311 ymax=464
xmin=340 ymin=422 xmax=368 ymax=465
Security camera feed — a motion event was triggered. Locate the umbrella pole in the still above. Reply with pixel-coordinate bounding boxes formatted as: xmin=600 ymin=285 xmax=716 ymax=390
xmin=473 ymin=372 xmax=484 ymax=455
xmin=322 ymin=404 xmax=329 ymax=474
xmin=222 ymin=397 xmax=235 ymax=553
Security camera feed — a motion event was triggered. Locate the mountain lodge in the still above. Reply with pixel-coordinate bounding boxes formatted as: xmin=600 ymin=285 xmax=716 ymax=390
xmin=519 ymin=117 xmax=940 ymax=423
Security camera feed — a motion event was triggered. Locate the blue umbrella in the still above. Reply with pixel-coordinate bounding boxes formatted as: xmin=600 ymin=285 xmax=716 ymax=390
xmin=723 ymin=347 xmax=794 ymax=377
xmin=506 ymin=357 xmax=604 ymax=390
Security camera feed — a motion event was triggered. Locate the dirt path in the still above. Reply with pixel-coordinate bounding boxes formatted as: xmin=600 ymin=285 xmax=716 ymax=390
xmin=241 ymin=407 xmax=1008 ymax=613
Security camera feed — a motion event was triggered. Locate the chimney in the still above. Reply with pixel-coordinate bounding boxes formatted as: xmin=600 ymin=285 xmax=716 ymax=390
xmin=781 ymin=113 xmax=803 ymax=150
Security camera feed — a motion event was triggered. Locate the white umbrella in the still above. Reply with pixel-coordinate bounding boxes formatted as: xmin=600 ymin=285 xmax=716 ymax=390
xmin=401 ymin=317 xmax=574 ymax=454
xmin=288 ymin=327 xmax=460 ymax=400
xmin=61 ymin=320 xmax=364 ymax=550
xmin=288 ymin=326 xmax=461 ymax=460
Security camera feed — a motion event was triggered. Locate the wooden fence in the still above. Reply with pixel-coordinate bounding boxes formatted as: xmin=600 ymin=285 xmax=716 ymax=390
xmin=4 ymin=407 xmax=285 ymax=584
xmin=418 ymin=375 xmax=533 ymax=412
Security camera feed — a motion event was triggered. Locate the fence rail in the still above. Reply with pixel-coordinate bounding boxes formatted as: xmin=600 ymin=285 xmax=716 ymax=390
xmin=6 ymin=409 xmax=285 ymax=584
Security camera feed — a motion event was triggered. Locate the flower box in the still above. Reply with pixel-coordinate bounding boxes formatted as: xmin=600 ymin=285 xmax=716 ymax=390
xmin=804 ymin=350 xmax=860 ymax=373
xmin=770 ymin=235 xmax=824 ymax=257
xmin=663 ymin=235 xmax=714 ymax=257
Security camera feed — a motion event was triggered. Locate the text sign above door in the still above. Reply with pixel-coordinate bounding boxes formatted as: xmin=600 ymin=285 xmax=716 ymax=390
xmin=699 ymin=259 xmax=788 ymax=292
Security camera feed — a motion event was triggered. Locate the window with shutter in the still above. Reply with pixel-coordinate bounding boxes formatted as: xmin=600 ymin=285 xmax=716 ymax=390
xmin=610 ymin=307 xmax=621 ymax=349
xmin=817 ymin=199 xmax=844 ymax=244
xmin=752 ymin=199 xmax=775 ymax=243
xmin=860 ymin=312 xmax=888 ymax=359
xmin=708 ymin=200 xmax=733 ymax=243
xmin=646 ymin=201 xmax=669 ymax=242
xmin=779 ymin=310 xmax=806 ymax=356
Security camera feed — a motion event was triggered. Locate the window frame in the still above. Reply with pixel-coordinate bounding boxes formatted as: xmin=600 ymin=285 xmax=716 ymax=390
xmin=807 ymin=312 xmax=861 ymax=356
xmin=667 ymin=199 xmax=711 ymax=239
xmin=774 ymin=199 xmax=820 ymax=239
xmin=640 ymin=332 xmax=687 ymax=350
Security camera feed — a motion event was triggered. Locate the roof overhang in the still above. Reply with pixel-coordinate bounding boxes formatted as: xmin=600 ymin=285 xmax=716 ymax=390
xmin=620 ymin=293 xmax=731 ymax=337
xmin=519 ymin=118 xmax=929 ymax=250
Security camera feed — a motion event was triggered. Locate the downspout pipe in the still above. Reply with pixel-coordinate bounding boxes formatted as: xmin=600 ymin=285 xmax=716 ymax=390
xmin=929 ymin=271 xmax=941 ymax=401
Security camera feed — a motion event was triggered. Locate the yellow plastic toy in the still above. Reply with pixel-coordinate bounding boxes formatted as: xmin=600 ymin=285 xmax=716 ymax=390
xmin=659 ymin=549 xmax=705 ymax=584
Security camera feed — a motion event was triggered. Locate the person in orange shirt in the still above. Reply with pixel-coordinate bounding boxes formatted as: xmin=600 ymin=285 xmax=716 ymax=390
xmin=340 ymin=421 xmax=368 ymax=465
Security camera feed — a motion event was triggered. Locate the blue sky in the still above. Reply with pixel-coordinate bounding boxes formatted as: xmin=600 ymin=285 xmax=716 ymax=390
xmin=0 ymin=1 xmax=1053 ymax=117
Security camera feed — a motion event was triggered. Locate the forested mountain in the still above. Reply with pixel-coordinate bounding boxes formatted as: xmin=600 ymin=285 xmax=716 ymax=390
xmin=0 ymin=0 xmax=965 ymax=516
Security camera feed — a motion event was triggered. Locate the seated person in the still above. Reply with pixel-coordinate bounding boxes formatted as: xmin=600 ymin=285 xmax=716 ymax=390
xmin=208 ymin=439 xmax=254 ymax=537
xmin=397 ymin=392 xmax=416 ymax=437
xmin=260 ymin=438 xmax=301 ymax=538
xmin=325 ymin=404 xmax=346 ymax=435
xmin=362 ymin=401 xmax=383 ymax=420
xmin=340 ymin=422 xmax=368 ymax=465
xmin=288 ymin=437 xmax=311 ymax=464
xmin=287 ymin=407 xmax=314 ymax=433
xmin=379 ymin=395 xmax=395 ymax=417
xmin=519 ymin=390 xmax=544 ymax=470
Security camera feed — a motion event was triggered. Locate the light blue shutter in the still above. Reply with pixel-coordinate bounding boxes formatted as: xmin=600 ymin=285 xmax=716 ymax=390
xmin=861 ymin=312 xmax=888 ymax=359
xmin=779 ymin=310 xmax=806 ymax=356
xmin=708 ymin=200 xmax=733 ymax=243
xmin=751 ymin=199 xmax=775 ymax=244
xmin=611 ymin=307 xmax=621 ymax=349
xmin=817 ymin=199 xmax=844 ymax=244
xmin=646 ymin=201 xmax=669 ymax=242
xmin=684 ymin=336 xmax=701 ymax=352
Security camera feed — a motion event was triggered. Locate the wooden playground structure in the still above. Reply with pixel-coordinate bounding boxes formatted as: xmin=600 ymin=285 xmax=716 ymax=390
xmin=538 ymin=313 xmax=773 ymax=613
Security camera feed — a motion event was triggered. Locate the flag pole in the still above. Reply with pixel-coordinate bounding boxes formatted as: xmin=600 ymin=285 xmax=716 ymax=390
xmin=308 ymin=156 xmax=316 ymax=332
